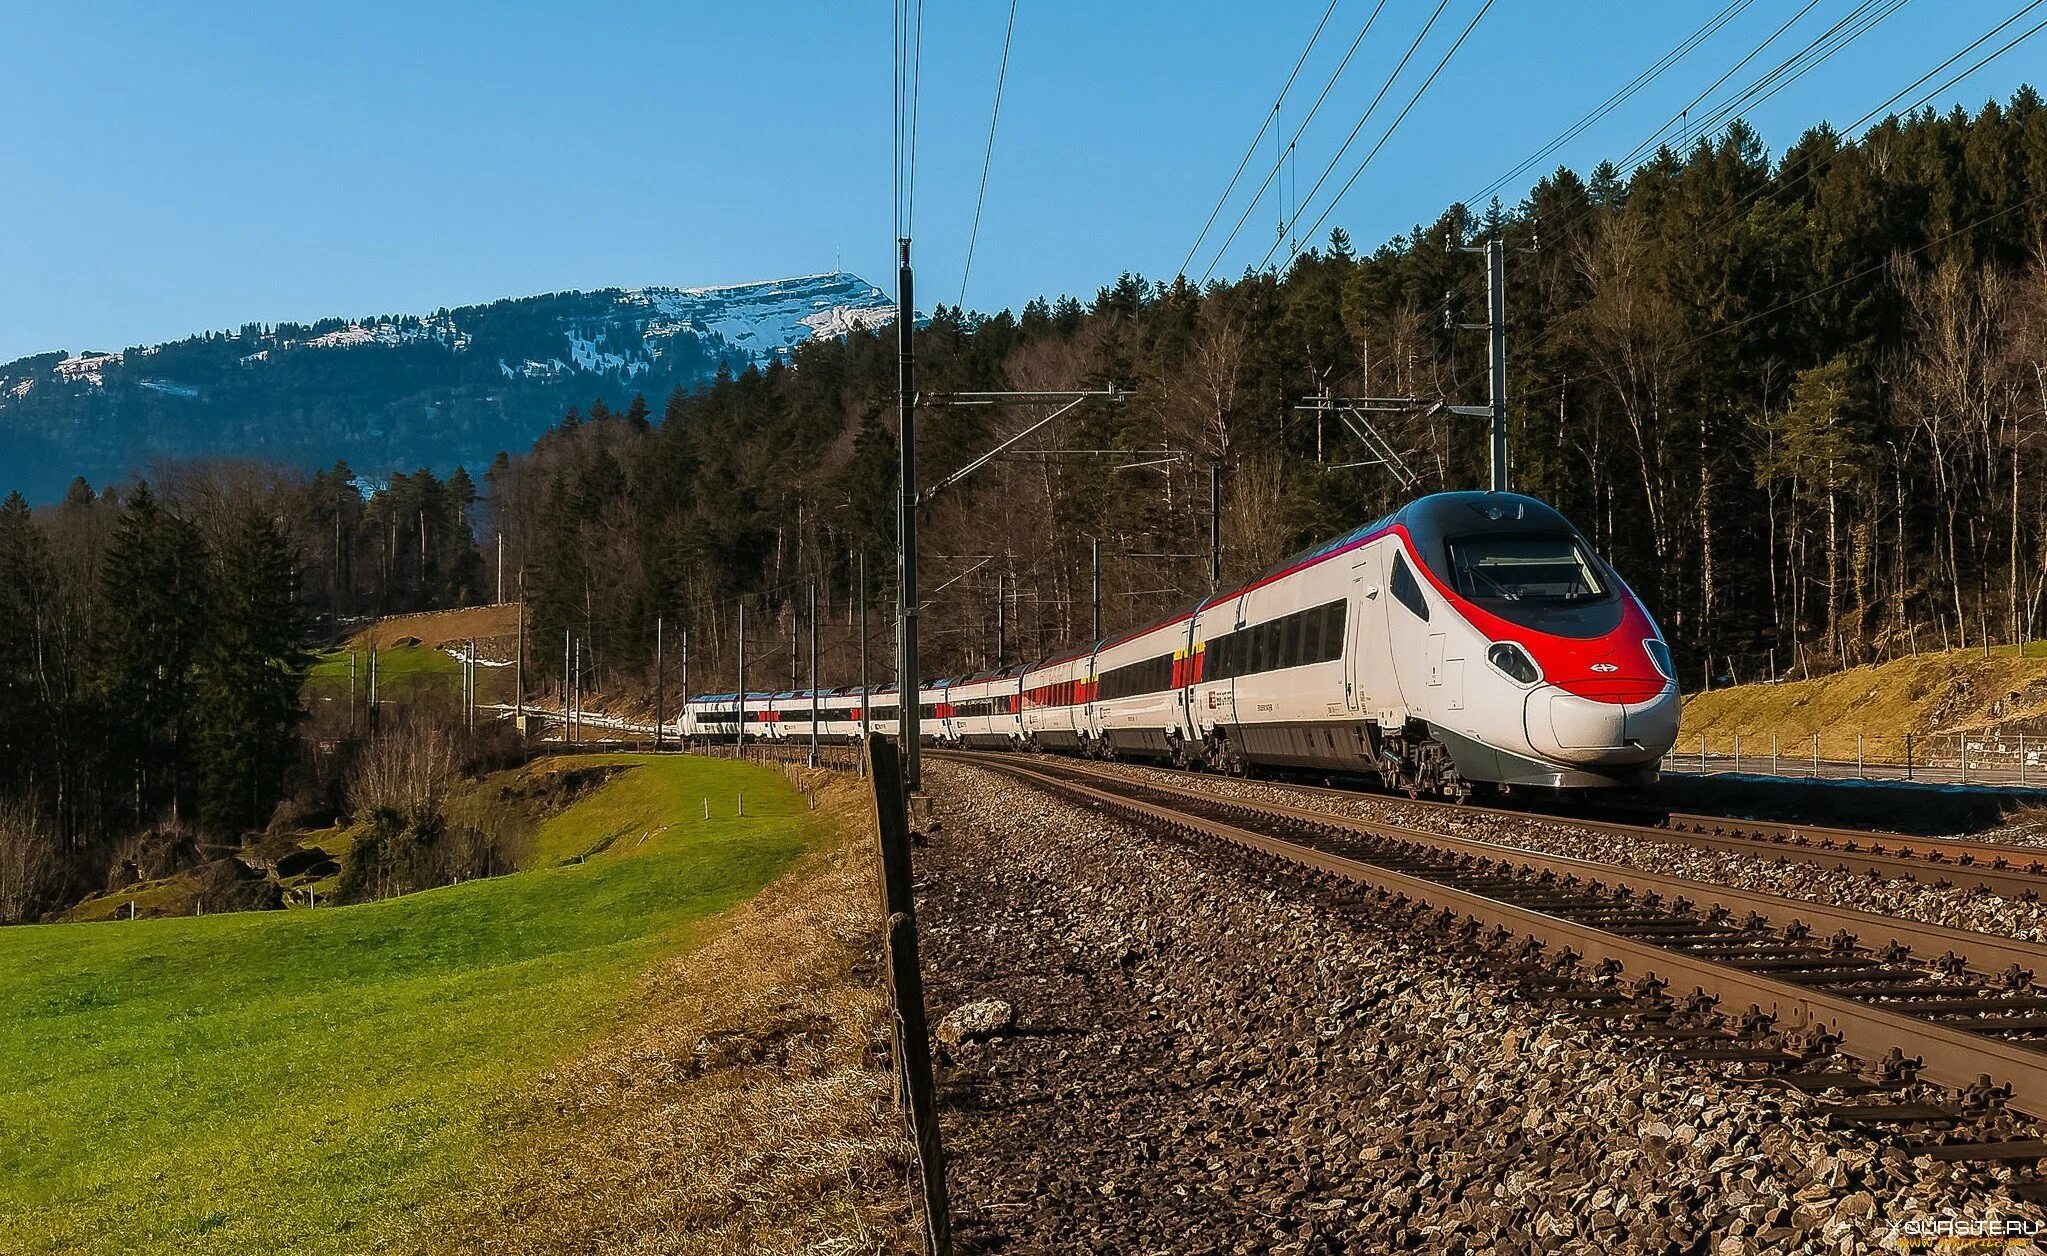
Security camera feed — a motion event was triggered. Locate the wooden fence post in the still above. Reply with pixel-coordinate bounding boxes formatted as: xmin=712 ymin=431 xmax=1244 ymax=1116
xmin=865 ymin=733 xmax=951 ymax=1255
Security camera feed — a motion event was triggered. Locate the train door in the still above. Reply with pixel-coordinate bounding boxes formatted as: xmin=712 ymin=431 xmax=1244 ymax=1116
xmin=1171 ymin=618 xmax=1192 ymax=740
xmin=1349 ymin=545 xmax=1404 ymax=718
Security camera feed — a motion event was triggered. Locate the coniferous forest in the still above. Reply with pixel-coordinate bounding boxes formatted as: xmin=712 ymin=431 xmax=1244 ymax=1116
xmin=5 ymin=92 xmax=2047 ymax=917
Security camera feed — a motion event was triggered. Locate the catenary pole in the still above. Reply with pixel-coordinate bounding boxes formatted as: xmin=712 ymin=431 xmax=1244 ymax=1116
xmin=738 ymin=603 xmax=747 ymax=749
xmin=563 ymin=629 xmax=571 ymax=744
xmin=1091 ymin=538 xmax=1101 ymax=640
xmin=654 ymin=615 xmax=665 ymax=750
xmin=809 ymin=581 xmax=820 ymax=767
xmin=897 ymin=236 xmax=920 ymax=790
xmin=1210 ymin=464 xmax=1222 ymax=594
xmin=1486 ymin=234 xmax=1507 ymax=493
xmin=860 ymin=552 xmax=871 ymax=742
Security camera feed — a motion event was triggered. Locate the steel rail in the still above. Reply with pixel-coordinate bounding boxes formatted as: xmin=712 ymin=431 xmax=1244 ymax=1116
xmin=942 ymin=752 xmax=2047 ymax=1120
xmin=1265 ymin=774 xmax=2047 ymax=898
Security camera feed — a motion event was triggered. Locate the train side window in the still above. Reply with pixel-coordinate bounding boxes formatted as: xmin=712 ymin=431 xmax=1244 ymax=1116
xmin=1390 ymin=553 xmax=1430 ymax=621
xmin=1323 ymin=600 xmax=1347 ymax=661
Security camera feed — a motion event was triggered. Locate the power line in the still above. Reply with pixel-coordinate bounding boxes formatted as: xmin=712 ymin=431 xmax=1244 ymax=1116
xmin=909 ymin=0 xmax=926 ymax=235
xmin=1174 ymin=0 xmax=1344 ymax=279
xmin=1459 ymin=0 xmax=1759 ymax=212
xmin=1495 ymin=0 xmax=2045 ymax=383
xmin=1439 ymin=0 xmax=1918 ymax=325
xmin=893 ymin=0 xmax=926 ymax=238
xmin=960 ymin=0 xmax=1020 ymax=309
xmin=1646 ymin=0 xmax=2047 ymax=277
xmin=1207 ymin=0 xmax=1454 ymax=282
xmin=1192 ymin=0 xmax=1394 ymax=282
xmin=1610 ymin=0 xmax=1831 ymax=171
xmin=1267 ymin=0 xmax=1496 ymax=273
xmin=1619 ymin=0 xmax=1908 ymax=171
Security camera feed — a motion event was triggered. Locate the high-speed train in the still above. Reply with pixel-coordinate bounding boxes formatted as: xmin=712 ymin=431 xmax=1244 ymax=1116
xmin=681 ymin=492 xmax=1681 ymax=796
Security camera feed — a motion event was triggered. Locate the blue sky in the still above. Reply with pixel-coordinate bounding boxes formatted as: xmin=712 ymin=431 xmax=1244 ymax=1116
xmin=2 ymin=0 xmax=2039 ymax=363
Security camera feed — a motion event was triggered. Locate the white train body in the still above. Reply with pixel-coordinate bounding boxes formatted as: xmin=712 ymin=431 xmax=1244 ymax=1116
xmin=678 ymin=493 xmax=1679 ymax=793
xmin=1030 ymin=492 xmax=1678 ymax=793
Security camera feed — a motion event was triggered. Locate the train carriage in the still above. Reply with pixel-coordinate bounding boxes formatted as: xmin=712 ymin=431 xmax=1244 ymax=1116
xmin=1088 ymin=612 xmax=1195 ymax=762
xmin=941 ymin=665 xmax=1028 ymax=749
xmin=1019 ymin=646 xmax=1095 ymax=753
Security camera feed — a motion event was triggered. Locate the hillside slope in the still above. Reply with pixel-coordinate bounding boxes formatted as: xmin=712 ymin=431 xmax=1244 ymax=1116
xmin=0 ymin=755 xmax=816 ymax=1253
xmin=1682 ymin=644 xmax=2047 ymax=759
xmin=0 ymin=273 xmax=894 ymax=501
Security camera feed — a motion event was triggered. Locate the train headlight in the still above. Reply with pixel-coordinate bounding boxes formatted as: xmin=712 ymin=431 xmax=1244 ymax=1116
xmin=1644 ymin=638 xmax=1674 ymax=681
xmin=1487 ymin=642 xmax=1541 ymax=685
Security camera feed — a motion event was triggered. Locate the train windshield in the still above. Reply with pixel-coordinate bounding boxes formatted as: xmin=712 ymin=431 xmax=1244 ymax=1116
xmin=1446 ymin=535 xmax=1608 ymax=604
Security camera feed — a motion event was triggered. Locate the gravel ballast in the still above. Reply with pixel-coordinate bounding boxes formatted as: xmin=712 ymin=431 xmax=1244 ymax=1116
xmin=918 ymin=762 xmax=2043 ymax=1255
xmin=1092 ymin=762 xmax=2047 ymax=946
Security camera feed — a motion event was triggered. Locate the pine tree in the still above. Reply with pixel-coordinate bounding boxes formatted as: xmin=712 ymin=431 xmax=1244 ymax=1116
xmin=96 ymin=482 xmax=211 ymax=827
xmin=194 ymin=510 xmax=309 ymax=838
xmin=0 ymin=492 xmax=54 ymax=793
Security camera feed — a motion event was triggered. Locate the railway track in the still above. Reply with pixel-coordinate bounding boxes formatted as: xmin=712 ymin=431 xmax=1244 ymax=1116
xmin=933 ymin=749 xmax=2047 ymax=1154
xmin=1230 ymin=770 xmax=2047 ymax=901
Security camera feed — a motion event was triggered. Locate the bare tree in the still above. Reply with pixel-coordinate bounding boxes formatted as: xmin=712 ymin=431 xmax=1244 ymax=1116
xmin=1573 ymin=213 xmax=1683 ymax=578
xmin=347 ymin=712 xmax=462 ymax=822
xmin=0 ymin=793 xmax=56 ymax=924
xmin=1896 ymin=254 xmax=2009 ymax=648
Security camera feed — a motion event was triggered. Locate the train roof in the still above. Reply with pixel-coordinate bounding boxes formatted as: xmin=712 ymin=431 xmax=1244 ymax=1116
xmin=1199 ymin=491 xmax=1570 ymax=607
xmin=1096 ymin=607 xmax=1193 ymax=653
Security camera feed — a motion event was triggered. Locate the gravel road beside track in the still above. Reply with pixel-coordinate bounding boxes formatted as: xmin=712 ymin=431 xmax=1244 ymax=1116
xmin=918 ymin=762 xmax=2041 ymax=1255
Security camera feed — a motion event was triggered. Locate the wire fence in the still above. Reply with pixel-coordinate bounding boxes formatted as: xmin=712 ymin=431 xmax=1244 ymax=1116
xmin=1663 ymin=729 xmax=2047 ymax=789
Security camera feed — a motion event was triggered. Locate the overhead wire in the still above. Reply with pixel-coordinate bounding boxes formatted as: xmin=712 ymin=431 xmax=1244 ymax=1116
xmin=960 ymin=0 xmax=1020 ymax=309
xmin=1435 ymin=0 xmax=1921 ymax=331
xmin=1175 ymin=0 xmax=1344 ymax=280
xmin=1493 ymin=0 xmax=2045 ymax=388
xmin=1204 ymin=0 xmax=1455 ymax=282
xmin=1611 ymin=0 xmax=1832 ymax=171
xmin=1193 ymin=0 xmax=1394 ymax=282
xmin=1264 ymin=0 xmax=1497 ymax=273
xmin=1620 ymin=0 xmax=1911 ymax=169
xmin=1459 ymin=0 xmax=1759 ymax=212
xmin=909 ymin=0 xmax=925 ymax=235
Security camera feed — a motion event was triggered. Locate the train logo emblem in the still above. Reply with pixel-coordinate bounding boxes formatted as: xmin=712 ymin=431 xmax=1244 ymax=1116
xmin=1590 ymin=663 xmax=1618 ymax=672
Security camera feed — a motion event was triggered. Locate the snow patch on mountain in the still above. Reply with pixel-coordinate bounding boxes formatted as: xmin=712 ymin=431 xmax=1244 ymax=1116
xmin=56 ymin=353 xmax=121 ymax=386
xmin=624 ymin=272 xmax=896 ymax=359
xmin=303 ymin=315 xmax=469 ymax=353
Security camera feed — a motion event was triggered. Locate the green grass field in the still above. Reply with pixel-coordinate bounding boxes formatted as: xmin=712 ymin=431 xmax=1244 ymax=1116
xmin=306 ymin=643 xmax=510 ymax=704
xmin=0 ymin=755 xmax=820 ymax=1254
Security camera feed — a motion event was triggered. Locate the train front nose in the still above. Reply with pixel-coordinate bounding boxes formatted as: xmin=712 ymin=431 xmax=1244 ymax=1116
xmin=1525 ymin=681 xmax=1679 ymax=768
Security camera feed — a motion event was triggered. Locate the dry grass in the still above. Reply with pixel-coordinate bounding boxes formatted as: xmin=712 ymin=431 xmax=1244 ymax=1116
xmin=349 ymin=603 xmax=523 ymax=653
xmin=412 ymin=770 xmax=920 ymax=1255
xmin=1682 ymin=643 xmax=2047 ymax=760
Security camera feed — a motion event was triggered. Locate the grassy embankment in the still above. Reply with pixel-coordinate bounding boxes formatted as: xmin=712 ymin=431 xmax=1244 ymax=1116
xmin=307 ymin=603 xmax=525 ymax=709
xmin=1682 ymin=641 xmax=2047 ymax=761
xmin=0 ymin=754 xmax=821 ymax=1254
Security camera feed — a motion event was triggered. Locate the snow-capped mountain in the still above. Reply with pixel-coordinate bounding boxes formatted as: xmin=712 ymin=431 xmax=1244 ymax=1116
xmin=0 ymin=273 xmax=896 ymax=502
